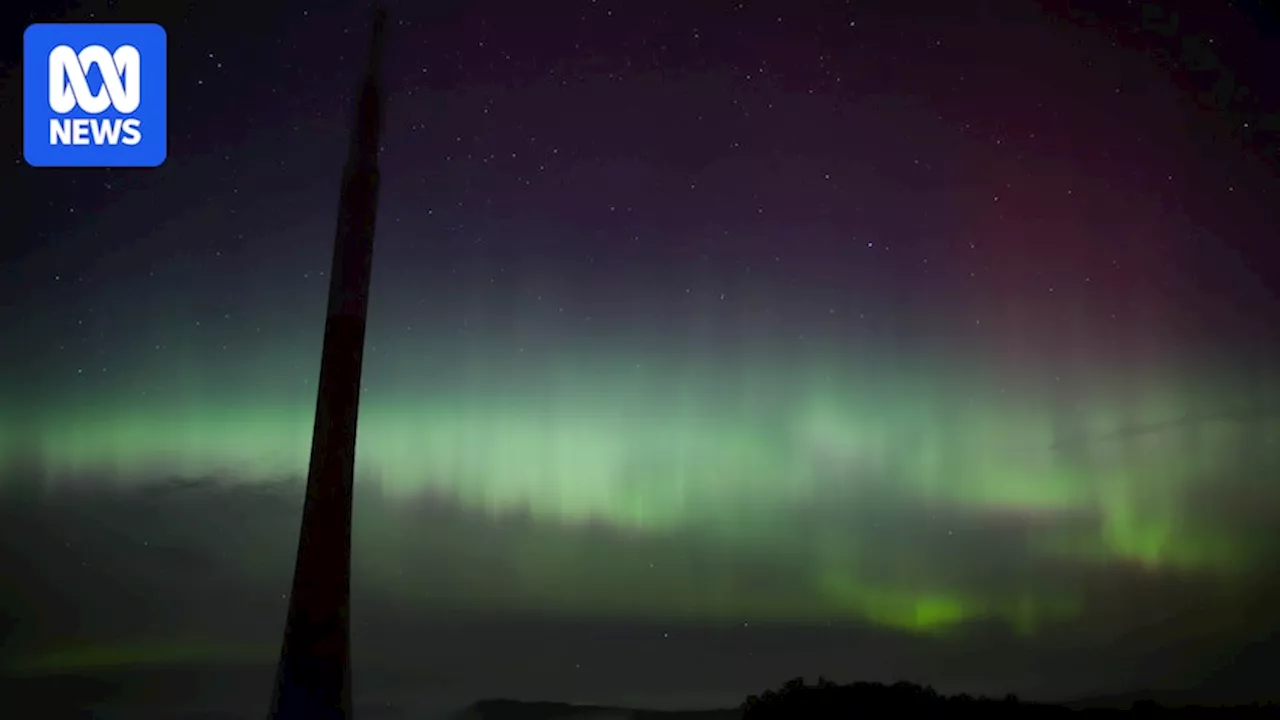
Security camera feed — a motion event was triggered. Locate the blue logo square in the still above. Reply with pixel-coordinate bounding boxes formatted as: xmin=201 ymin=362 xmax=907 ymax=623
xmin=23 ymin=23 xmax=168 ymax=168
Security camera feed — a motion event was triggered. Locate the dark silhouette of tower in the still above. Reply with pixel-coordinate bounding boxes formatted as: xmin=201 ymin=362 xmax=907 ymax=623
xmin=269 ymin=8 xmax=387 ymax=719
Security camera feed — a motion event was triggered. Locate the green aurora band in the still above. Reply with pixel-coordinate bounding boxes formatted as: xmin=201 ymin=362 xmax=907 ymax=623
xmin=3 ymin=346 xmax=1279 ymax=651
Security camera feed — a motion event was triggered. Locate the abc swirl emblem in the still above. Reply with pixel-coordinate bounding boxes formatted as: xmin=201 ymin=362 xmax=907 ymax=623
xmin=23 ymin=23 xmax=167 ymax=168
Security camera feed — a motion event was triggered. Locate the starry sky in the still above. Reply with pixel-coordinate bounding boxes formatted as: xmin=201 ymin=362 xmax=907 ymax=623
xmin=2 ymin=0 xmax=1280 ymax=715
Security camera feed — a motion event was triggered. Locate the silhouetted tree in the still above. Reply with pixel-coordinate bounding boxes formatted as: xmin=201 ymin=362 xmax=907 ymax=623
xmin=740 ymin=677 xmax=1280 ymax=718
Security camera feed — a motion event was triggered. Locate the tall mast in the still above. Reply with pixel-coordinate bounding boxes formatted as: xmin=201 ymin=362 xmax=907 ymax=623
xmin=269 ymin=8 xmax=387 ymax=719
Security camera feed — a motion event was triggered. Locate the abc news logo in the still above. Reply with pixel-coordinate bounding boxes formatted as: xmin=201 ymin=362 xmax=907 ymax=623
xmin=23 ymin=23 xmax=167 ymax=168
xmin=48 ymin=44 xmax=144 ymax=147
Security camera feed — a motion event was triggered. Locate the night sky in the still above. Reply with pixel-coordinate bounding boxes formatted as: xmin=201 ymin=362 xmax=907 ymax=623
xmin=2 ymin=0 xmax=1280 ymax=716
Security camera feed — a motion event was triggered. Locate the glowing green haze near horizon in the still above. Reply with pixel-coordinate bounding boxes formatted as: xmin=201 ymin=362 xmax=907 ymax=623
xmin=5 ymin=337 xmax=1280 ymax=644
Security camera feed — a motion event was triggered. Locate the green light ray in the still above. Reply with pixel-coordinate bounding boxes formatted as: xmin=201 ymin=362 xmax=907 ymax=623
xmin=6 ymin=351 xmax=1278 ymax=636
